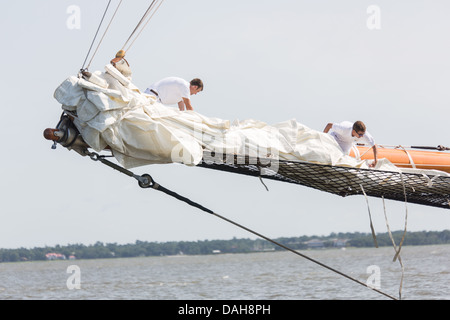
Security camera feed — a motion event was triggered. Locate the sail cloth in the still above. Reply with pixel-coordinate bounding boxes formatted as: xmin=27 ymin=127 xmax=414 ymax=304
xmin=54 ymin=65 xmax=399 ymax=170
xmin=53 ymin=66 xmax=450 ymax=208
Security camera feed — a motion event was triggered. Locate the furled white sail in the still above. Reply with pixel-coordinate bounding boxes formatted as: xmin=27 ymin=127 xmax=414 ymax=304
xmin=53 ymin=65 xmax=447 ymax=180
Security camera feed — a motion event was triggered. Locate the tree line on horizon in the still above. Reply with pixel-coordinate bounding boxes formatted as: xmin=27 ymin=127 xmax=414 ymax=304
xmin=0 ymin=230 xmax=449 ymax=263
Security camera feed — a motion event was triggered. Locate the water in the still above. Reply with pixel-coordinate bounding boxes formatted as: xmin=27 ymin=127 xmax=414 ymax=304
xmin=0 ymin=245 xmax=448 ymax=300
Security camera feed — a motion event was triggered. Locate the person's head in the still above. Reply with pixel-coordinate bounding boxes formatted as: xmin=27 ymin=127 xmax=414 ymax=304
xmin=352 ymin=121 xmax=366 ymax=138
xmin=190 ymin=78 xmax=203 ymax=95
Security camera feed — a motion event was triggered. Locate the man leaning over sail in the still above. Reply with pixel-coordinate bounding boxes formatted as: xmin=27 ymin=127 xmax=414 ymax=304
xmin=323 ymin=120 xmax=378 ymax=167
xmin=104 ymin=51 xmax=203 ymax=111
xmin=145 ymin=77 xmax=203 ymax=111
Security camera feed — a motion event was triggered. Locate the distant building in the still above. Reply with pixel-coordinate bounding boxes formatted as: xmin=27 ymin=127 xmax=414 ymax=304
xmin=304 ymin=238 xmax=348 ymax=249
xmin=305 ymin=239 xmax=325 ymax=249
xmin=332 ymin=239 xmax=348 ymax=248
xmin=45 ymin=253 xmax=66 ymax=260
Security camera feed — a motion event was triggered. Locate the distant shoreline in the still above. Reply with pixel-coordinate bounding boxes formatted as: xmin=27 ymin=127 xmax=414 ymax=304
xmin=1 ymin=230 xmax=448 ymax=263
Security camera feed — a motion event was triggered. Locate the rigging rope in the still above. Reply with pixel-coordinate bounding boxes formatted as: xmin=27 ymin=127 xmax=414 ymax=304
xmin=393 ymin=173 xmax=408 ymax=263
xmin=85 ymin=0 xmax=123 ymax=70
xmin=122 ymin=0 xmax=166 ymax=52
xmin=81 ymin=0 xmax=164 ymax=71
xmin=360 ymin=184 xmax=378 ymax=248
xmin=81 ymin=0 xmax=113 ymax=71
xmin=86 ymin=151 xmax=399 ymax=300
xmin=382 ymin=196 xmax=405 ymax=300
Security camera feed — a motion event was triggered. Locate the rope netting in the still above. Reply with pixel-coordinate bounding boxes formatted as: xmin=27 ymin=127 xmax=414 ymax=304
xmin=197 ymin=153 xmax=450 ymax=209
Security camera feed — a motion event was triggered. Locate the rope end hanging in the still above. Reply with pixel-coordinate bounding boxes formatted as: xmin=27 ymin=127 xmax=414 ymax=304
xmin=360 ymin=184 xmax=379 ymax=248
xmin=392 ymin=172 xmax=409 ymax=263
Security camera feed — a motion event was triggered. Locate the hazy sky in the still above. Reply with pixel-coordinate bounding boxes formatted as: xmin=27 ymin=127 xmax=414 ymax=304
xmin=0 ymin=0 xmax=449 ymax=249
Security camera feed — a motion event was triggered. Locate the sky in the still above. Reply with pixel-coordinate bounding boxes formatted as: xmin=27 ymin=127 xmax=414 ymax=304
xmin=0 ymin=0 xmax=449 ymax=249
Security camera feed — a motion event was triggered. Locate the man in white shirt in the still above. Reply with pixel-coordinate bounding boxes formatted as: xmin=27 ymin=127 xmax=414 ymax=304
xmin=145 ymin=77 xmax=203 ymax=111
xmin=323 ymin=120 xmax=378 ymax=167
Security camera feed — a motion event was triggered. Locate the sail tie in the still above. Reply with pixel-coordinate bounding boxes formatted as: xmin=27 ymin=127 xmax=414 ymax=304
xmin=395 ymin=145 xmax=416 ymax=169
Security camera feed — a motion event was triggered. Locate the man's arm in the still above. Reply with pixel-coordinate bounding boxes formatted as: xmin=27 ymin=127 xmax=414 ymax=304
xmin=369 ymin=144 xmax=378 ymax=167
xmin=182 ymin=97 xmax=194 ymax=111
xmin=178 ymin=101 xmax=185 ymax=111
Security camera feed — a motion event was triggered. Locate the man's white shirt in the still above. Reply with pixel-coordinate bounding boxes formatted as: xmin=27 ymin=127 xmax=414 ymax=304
xmin=145 ymin=77 xmax=190 ymax=105
xmin=329 ymin=121 xmax=375 ymax=154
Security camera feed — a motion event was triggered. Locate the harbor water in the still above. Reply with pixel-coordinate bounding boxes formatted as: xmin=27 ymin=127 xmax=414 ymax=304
xmin=0 ymin=244 xmax=448 ymax=300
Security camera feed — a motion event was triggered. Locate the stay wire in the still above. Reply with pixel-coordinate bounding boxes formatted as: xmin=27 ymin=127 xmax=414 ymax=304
xmin=81 ymin=0 xmax=164 ymax=70
xmin=122 ymin=0 xmax=158 ymax=51
xmin=152 ymin=185 xmax=398 ymax=300
xmin=123 ymin=0 xmax=166 ymax=52
xmin=86 ymin=0 xmax=123 ymax=70
xmin=81 ymin=0 xmax=112 ymax=71
xmin=88 ymin=152 xmax=398 ymax=300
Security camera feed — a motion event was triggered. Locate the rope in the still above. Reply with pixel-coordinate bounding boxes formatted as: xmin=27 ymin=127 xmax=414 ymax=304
xmin=353 ymin=144 xmax=375 ymax=160
xmin=148 ymin=181 xmax=398 ymax=300
xmin=411 ymin=145 xmax=450 ymax=151
xmin=122 ymin=0 xmax=165 ymax=52
xmin=351 ymin=145 xmax=361 ymax=160
xmin=87 ymin=152 xmax=398 ymax=300
xmin=124 ymin=0 xmax=166 ymax=52
xmin=360 ymin=184 xmax=378 ymax=248
xmin=396 ymin=145 xmax=417 ymax=169
xmin=258 ymin=167 xmax=269 ymax=191
xmin=85 ymin=0 xmax=123 ymax=70
xmin=393 ymin=172 xmax=408 ymax=263
xmin=80 ymin=0 xmax=165 ymax=71
xmin=122 ymin=0 xmax=156 ymax=49
xmin=81 ymin=0 xmax=112 ymax=71
xmin=382 ymin=196 xmax=405 ymax=300
xmin=367 ymin=144 xmax=450 ymax=151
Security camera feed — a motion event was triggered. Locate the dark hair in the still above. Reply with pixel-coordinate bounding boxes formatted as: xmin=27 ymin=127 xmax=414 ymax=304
xmin=353 ymin=121 xmax=366 ymax=133
xmin=190 ymin=78 xmax=204 ymax=91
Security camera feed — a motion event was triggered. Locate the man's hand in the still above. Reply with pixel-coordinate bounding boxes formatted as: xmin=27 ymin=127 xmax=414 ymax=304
xmin=179 ymin=98 xmax=194 ymax=111
xmin=183 ymin=97 xmax=194 ymax=111
xmin=368 ymin=145 xmax=378 ymax=168
xmin=323 ymin=123 xmax=333 ymax=133
xmin=177 ymin=101 xmax=185 ymax=111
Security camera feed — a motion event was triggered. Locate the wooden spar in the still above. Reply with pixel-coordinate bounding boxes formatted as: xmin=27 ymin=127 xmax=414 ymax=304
xmin=351 ymin=145 xmax=450 ymax=173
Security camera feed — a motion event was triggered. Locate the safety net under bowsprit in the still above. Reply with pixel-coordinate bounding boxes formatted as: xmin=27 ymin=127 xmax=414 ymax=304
xmin=197 ymin=154 xmax=450 ymax=210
